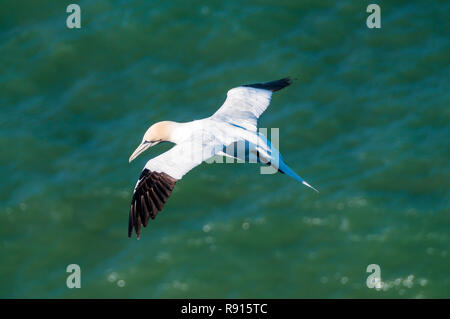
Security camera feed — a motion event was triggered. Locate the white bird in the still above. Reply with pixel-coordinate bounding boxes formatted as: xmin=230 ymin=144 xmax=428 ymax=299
xmin=128 ymin=78 xmax=318 ymax=238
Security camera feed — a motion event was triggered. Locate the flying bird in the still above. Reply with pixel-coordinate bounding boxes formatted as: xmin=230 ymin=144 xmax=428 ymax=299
xmin=128 ymin=77 xmax=318 ymax=238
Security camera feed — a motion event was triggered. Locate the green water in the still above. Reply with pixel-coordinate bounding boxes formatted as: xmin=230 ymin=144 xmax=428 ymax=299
xmin=1 ymin=0 xmax=449 ymax=298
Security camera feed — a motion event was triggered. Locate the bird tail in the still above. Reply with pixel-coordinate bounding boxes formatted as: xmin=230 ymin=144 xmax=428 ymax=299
xmin=278 ymin=161 xmax=319 ymax=193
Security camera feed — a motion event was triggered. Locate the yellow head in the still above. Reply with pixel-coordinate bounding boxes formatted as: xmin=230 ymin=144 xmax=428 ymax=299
xmin=129 ymin=121 xmax=175 ymax=163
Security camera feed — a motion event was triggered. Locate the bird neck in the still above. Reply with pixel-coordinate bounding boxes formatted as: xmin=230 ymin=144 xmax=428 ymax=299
xmin=165 ymin=121 xmax=187 ymax=145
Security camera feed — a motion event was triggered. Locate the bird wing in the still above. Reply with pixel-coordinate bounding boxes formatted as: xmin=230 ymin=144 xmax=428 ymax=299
xmin=211 ymin=78 xmax=292 ymax=131
xmin=128 ymin=136 xmax=223 ymax=238
xmin=128 ymin=168 xmax=177 ymax=238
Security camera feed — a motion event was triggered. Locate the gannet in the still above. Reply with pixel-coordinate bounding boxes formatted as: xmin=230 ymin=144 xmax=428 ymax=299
xmin=128 ymin=77 xmax=318 ymax=238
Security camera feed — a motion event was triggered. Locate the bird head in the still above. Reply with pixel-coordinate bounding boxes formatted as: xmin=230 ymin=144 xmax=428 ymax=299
xmin=129 ymin=121 xmax=174 ymax=163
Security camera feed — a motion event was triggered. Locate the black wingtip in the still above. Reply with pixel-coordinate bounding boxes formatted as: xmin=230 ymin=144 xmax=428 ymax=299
xmin=128 ymin=206 xmax=133 ymax=237
xmin=243 ymin=77 xmax=292 ymax=92
xmin=127 ymin=170 xmax=177 ymax=238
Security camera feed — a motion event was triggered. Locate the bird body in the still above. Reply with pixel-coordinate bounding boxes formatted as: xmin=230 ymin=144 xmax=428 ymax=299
xmin=128 ymin=78 xmax=317 ymax=238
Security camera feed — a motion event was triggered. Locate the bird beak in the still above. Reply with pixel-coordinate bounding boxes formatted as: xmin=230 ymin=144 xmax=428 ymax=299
xmin=129 ymin=141 xmax=156 ymax=163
